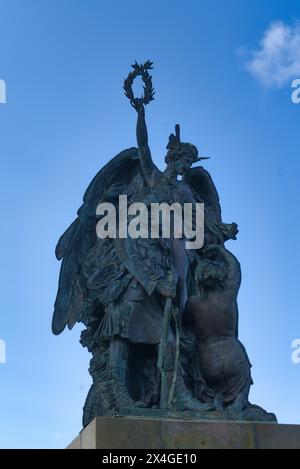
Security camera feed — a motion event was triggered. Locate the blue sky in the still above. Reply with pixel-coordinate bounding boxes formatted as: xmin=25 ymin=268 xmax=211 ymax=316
xmin=0 ymin=0 xmax=299 ymax=448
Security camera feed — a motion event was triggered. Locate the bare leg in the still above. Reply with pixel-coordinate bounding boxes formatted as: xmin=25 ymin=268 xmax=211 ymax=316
xmin=109 ymin=338 xmax=146 ymax=409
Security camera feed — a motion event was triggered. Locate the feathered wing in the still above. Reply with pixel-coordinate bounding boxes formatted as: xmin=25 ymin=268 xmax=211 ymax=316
xmin=184 ymin=166 xmax=222 ymax=224
xmin=52 ymin=147 xmax=140 ymax=335
xmin=184 ymin=166 xmax=238 ymax=243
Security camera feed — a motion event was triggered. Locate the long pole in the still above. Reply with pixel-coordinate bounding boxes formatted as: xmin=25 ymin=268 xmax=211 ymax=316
xmin=157 ymin=298 xmax=172 ymax=409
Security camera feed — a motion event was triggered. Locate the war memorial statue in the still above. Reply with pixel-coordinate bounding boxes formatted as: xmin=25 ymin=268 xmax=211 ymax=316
xmin=52 ymin=61 xmax=276 ymax=428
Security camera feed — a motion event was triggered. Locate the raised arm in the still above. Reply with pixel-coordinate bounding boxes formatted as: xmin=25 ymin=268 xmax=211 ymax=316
xmin=133 ymin=100 xmax=157 ymax=186
xmin=219 ymin=247 xmax=241 ymax=292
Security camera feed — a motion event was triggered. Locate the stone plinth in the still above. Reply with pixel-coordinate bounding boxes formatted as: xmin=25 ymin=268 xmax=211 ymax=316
xmin=68 ymin=416 xmax=300 ymax=449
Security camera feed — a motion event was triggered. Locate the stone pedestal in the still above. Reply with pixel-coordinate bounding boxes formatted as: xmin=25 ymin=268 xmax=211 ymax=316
xmin=68 ymin=416 xmax=300 ymax=449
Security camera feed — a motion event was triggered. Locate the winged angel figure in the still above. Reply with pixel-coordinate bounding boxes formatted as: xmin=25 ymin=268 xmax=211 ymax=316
xmin=52 ymin=62 xmax=238 ymax=427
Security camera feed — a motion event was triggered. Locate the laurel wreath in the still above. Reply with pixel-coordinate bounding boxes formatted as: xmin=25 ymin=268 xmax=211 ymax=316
xmin=123 ymin=60 xmax=155 ymax=108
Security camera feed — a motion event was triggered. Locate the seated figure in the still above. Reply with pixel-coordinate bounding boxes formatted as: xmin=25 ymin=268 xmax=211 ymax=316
xmin=186 ymin=245 xmax=252 ymax=411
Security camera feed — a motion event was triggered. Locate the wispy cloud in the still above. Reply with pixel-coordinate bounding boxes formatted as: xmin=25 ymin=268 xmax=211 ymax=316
xmin=245 ymin=21 xmax=300 ymax=88
xmin=52 ymin=433 xmax=64 ymax=441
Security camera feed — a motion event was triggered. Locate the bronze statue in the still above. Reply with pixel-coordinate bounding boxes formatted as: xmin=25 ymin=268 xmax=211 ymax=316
xmin=186 ymin=245 xmax=252 ymax=411
xmin=52 ymin=61 xmax=275 ymax=427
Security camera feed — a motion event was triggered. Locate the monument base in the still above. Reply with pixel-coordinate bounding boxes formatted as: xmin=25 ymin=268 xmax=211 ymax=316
xmin=68 ymin=416 xmax=300 ymax=449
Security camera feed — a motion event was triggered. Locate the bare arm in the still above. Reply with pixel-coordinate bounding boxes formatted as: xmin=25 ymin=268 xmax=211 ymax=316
xmin=203 ymin=245 xmax=241 ymax=295
xmin=134 ymin=101 xmax=157 ymax=185
xmin=220 ymin=247 xmax=241 ymax=294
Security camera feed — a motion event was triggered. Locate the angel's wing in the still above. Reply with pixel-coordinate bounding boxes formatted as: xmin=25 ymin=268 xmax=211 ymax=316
xmin=184 ymin=166 xmax=222 ymax=225
xmin=184 ymin=166 xmax=238 ymax=244
xmin=52 ymin=147 xmax=140 ymax=335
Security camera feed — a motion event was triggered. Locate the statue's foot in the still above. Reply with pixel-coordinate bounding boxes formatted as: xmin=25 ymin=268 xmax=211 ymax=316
xmin=173 ymin=372 xmax=215 ymax=411
xmin=118 ymin=399 xmax=147 ymax=409
xmin=175 ymin=397 xmax=215 ymax=412
xmin=115 ymin=385 xmax=147 ymax=409
xmin=116 ymin=398 xmax=147 ymax=409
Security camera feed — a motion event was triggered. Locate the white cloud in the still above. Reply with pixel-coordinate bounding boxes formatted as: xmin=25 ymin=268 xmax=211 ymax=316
xmin=246 ymin=21 xmax=300 ymax=88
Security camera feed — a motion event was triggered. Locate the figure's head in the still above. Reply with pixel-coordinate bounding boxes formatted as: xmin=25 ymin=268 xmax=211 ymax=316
xmin=165 ymin=124 xmax=206 ymax=176
xmin=195 ymin=259 xmax=228 ymax=290
xmin=165 ymin=142 xmax=199 ymax=175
